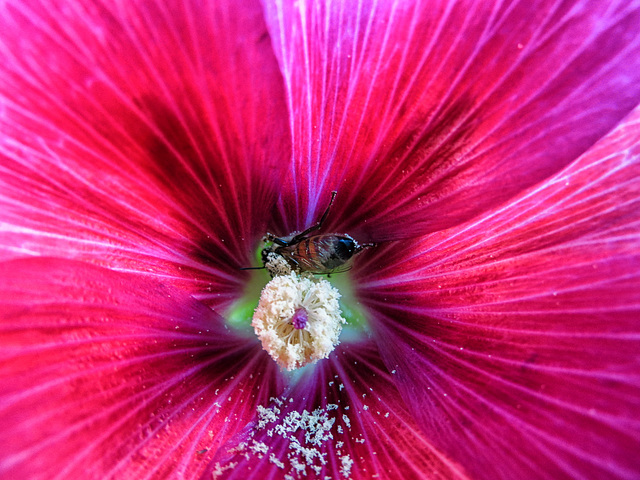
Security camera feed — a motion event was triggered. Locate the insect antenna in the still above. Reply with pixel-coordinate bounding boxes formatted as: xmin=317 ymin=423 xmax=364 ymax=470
xmin=239 ymin=266 xmax=266 ymax=270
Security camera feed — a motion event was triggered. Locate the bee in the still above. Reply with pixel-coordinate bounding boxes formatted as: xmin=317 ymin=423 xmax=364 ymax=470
xmin=245 ymin=191 xmax=375 ymax=275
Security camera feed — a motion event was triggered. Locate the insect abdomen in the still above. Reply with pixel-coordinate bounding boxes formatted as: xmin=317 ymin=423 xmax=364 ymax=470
xmin=291 ymin=237 xmax=326 ymax=271
xmin=294 ymin=235 xmax=357 ymax=271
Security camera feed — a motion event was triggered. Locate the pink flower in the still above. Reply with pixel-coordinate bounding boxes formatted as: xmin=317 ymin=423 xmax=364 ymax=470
xmin=1 ymin=0 xmax=640 ymax=478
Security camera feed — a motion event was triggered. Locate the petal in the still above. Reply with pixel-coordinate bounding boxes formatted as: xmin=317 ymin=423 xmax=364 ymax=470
xmin=262 ymin=0 xmax=640 ymax=240
xmin=0 ymin=258 xmax=284 ymax=479
xmin=358 ymin=107 xmax=640 ymax=478
xmin=0 ymin=0 xmax=290 ymax=309
xmin=204 ymin=341 xmax=469 ymax=479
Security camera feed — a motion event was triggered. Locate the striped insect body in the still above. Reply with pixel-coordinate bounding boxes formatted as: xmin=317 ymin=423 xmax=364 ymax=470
xmin=258 ymin=192 xmax=374 ymax=276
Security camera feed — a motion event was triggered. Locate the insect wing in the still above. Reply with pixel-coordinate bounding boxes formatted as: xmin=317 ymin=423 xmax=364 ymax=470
xmin=284 ymin=238 xmax=329 ymax=272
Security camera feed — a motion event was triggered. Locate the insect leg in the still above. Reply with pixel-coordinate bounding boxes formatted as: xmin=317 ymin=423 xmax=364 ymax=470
xmin=289 ymin=191 xmax=337 ymax=243
xmin=265 ymin=233 xmax=290 ymax=247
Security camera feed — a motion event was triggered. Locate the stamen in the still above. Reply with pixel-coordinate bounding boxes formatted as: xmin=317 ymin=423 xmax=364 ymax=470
xmin=252 ymin=272 xmax=345 ymax=371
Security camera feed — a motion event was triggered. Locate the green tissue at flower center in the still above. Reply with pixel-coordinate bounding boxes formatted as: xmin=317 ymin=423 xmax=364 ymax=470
xmin=226 ymin=264 xmax=369 ymax=341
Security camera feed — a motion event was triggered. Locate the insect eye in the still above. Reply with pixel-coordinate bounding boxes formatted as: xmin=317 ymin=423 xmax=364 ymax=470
xmin=336 ymin=238 xmax=356 ymax=256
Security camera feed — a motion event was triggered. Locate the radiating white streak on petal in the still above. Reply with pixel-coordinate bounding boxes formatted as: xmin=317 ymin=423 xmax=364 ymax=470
xmin=314 ymin=0 xmax=334 ymax=194
xmin=466 ymin=2 xmax=640 ymax=150
xmin=0 ymin=134 xmax=242 ymax=271
xmin=345 ymin=0 xmax=428 ymax=191
xmin=328 ymin=357 xmax=468 ymax=479
xmin=105 ymin=350 xmax=267 ymax=480
xmin=366 ymin=300 xmax=640 ymax=345
xmin=0 ymin=215 xmax=240 ymax=281
xmin=55 ymin=372 xmax=220 ymax=480
xmin=117 ymin=0 xmax=244 ymax=239
xmin=0 ymin=221 xmax=239 ymax=284
xmin=348 ymin=0 xmax=488 ymax=202
xmin=297 ymin=0 xmax=313 ymax=202
xmin=360 ymin=140 xmax=640 ymax=287
xmin=3 ymin=335 xmax=256 ymax=480
xmin=195 ymin=1 xmax=251 ymax=243
xmin=286 ymin=0 xmax=469 ymax=214
xmin=0 ymin=224 xmax=133 ymax=252
xmin=330 ymin=347 xmax=472 ymax=479
xmin=305 ymin=0 xmax=330 ymax=221
xmin=0 ymin=139 xmax=158 ymax=219
xmin=395 ymin=322 xmax=639 ymax=413
xmin=363 ymin=0 xmax=640 ymax=221
xmin=334 ymin=0 xmax=413 ymax=212
xmin=316 ymin=0 xmax=382 ymax=196
xmin=268 ymin=0 xmax=300 ymax=220
xmin=1 ymin=342 xmax=229 ymax=408
xmin=0 ymin=0 xmax=275 ymax=257
xmin=381 ymin=335 xmax=631 ymax=478
xmin=361 ymin=234 xmax=640 ymax=293
xmin=334 ymin=0 xmax=402 ymax=195
xmin=366 ymin=238 xmax=640 ymax=297
xmin=0 ymin=112 xmax=238 ymax=264
xmin=8 ymin=172 xmax=153 ymax=240
xmin=0 ymin=332 xmax=209 ymax=357
xmin=462 ymin=33 xmax=640 ymax=188
xmin=416 ymin=342 xmax=635 ymax=476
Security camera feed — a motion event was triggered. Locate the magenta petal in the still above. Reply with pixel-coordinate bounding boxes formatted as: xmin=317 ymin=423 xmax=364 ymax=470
xmin=262 ymin=0 xmax=640 ymax=239
xmin=0 ymin=0 xmax=290 ymax=309
xmin=204 ymin=341 xmax=469 ymax=479
xmin=359 ymin=109 xmax=640 ymax=478
xmin=0 ymin=258 xmax=284 ymax=479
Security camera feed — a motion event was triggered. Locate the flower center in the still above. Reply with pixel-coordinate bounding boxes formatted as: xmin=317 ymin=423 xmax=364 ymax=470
xmin=251 ymin=272 xmax=345 ymax=371
xmin=227 ymin=245 xmax=370 ymax=368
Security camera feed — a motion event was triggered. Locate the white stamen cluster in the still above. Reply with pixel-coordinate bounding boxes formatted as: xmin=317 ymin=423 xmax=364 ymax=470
xmin=252 ymin=272 xmax=345 ymax=371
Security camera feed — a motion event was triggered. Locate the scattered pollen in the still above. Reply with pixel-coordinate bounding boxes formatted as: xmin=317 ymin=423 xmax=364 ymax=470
xmin=269 ymin=453 xmax=285 ymax=469
xmin=342 ymin=414 xmax=351 ymax=429
xmin=340 ymin=455 xmax=354 ymax=477
xmin=252 ymin=272 xmax=345 ymax=370
xmin=216 ymin=398 xmax=355 ymax=479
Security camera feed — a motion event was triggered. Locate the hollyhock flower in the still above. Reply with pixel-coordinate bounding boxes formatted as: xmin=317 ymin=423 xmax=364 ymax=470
xmin=1 ymin=0 xmax=640 ymax=479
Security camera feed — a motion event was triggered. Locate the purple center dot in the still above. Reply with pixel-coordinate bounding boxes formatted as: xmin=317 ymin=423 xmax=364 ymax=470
xmin=291 ymin=308 xmax=308 ymax=330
